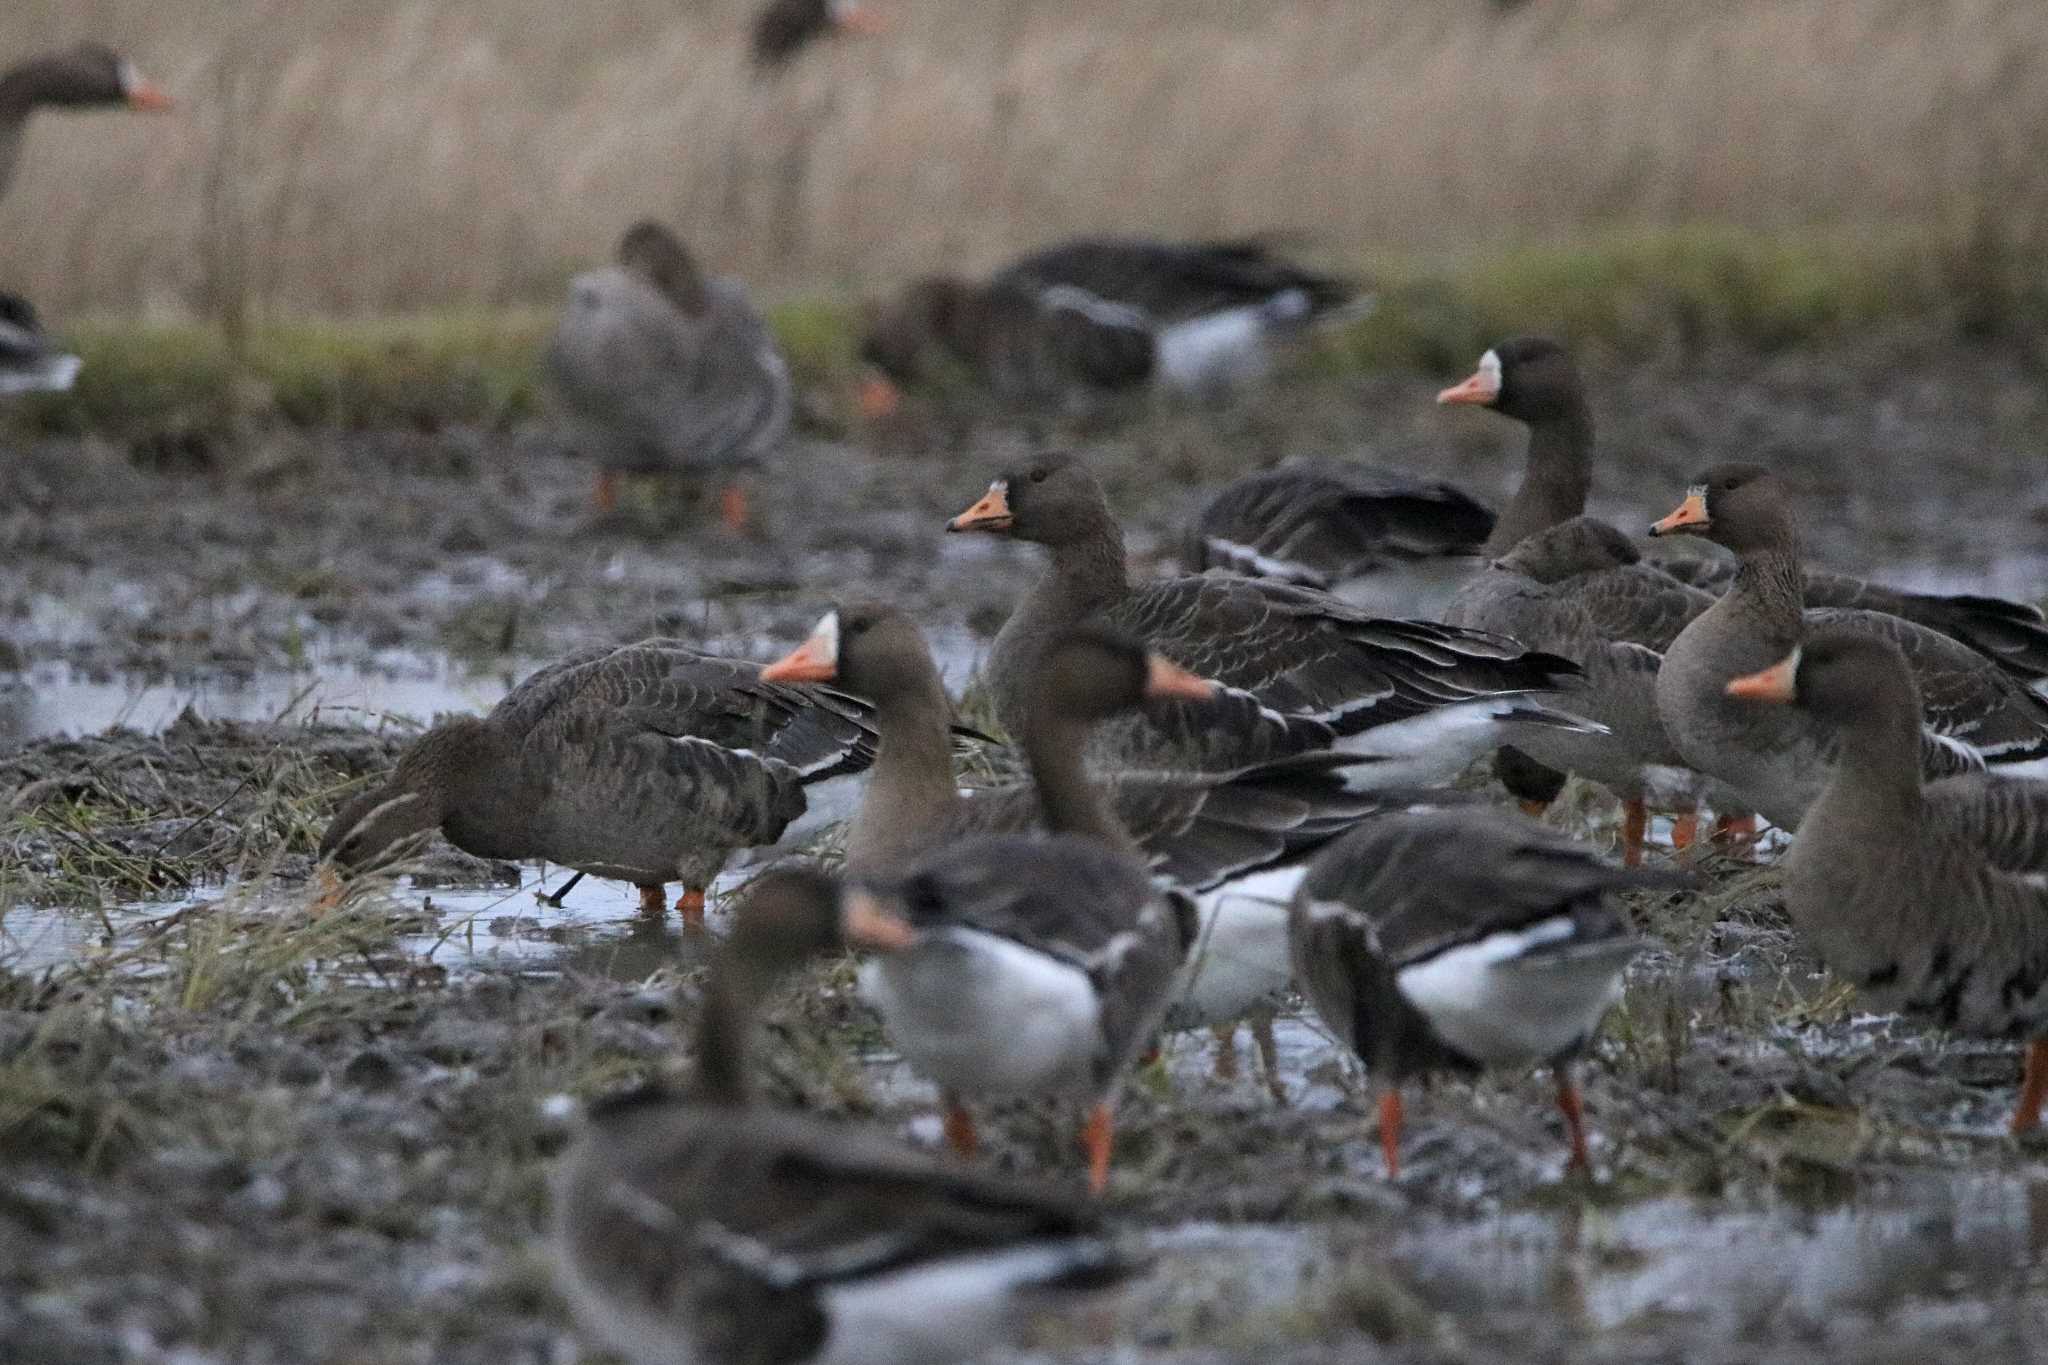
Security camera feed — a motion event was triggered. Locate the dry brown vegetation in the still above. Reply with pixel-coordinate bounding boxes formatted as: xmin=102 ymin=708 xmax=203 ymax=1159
xmin=3 ymin=0 xmax=2048 ymax=320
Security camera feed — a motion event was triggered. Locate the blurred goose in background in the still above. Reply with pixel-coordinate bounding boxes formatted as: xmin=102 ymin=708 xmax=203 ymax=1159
xmin=546 ymin=220 xmax=792 ymax=530
xmin=1290 ymin=806 xmax=1682 ymax=1178
xmin=552 ymin=867 xmax=1134 ymax=1365
xmin=1651 ymin=464 xmax=2048 ymax=831
xmin=1726 ymin=632 xmax=2048 ymax=1134
xmin=947 ymin=452 xmax=1595 ymax=778
xmin=858 ymin=237 xmax=1366 ymax=415
xmin=0 ymin=293 xmax=80 ymax=395
xmin=0 ymin=43 xmax=173 ymax=200
xmin=750 ymin=0 xmax=888 ymax=71
xmin=316 ymin=640 xmax=884 ymax=926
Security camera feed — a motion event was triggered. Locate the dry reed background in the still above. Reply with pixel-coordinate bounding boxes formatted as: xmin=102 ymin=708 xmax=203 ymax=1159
xmin=3 ymin=0 xmax=2047 ymax=321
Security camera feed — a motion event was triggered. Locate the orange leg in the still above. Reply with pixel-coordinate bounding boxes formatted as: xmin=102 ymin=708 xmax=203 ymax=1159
xmin=1251 ymin=1013 xmax=1287 ymax=1105
xmin=942 ymin=1096 xmax=979 ymax=1158
xmin=1620 ymin=798 xmax=1647 ymax=869
xmin=674 ymin=886 xmax=706 ymax=929
xmin=1080 ymin=1101 xmax=1115 ymax=1196
xmin=2013 ymin=1040 xmax=2048 ymax=1135
xmin=635 ymin=884 xmax=664 ymax=916
xmin=1669 ymin=810 xmax=1700 ymax=853
xmin=1518 ymin=799 xmax=1551 ymax=819
xmin=1556 ymin=1067 xmax=1591 ymax=1173
xmin=718 ymin=483 xmax=749 ymax=533
xmin=594 ymin=470 xmax=620 ymax=514
xmin=1377 ymin=1088 xmax=1404 ymax=1179
xmin=1712 ymin=813 xmax=1758 ymax=860
xmin=1210 ymin=1024 xmax=1241 ymax=1082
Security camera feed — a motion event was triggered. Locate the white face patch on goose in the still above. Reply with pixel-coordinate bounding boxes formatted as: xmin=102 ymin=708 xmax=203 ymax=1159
xmin=1477 ymin=349 xmax=1503 ymax=397
xmin=1687 ymin=483 xmax=1708 ymax=500
xmin=811 ymin=610 xmax=841 ymax=667
xmin=118 ymin=61 xmax=141 ymax=96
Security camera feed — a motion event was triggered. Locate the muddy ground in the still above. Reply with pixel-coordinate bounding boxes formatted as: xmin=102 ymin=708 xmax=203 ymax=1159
xmin=5 ymin=332 xmax=2048 ymax=1363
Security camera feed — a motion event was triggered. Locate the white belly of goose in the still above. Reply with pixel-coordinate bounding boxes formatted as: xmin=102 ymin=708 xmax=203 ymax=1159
xmin=860 ymin=929 xmax=1101 ymax=1097
xmin=1393 ymin=917 xmax=1633 ymax=1068
xmin=818 ymin=1239 xmax=1116 ymax=1365
xmin=1168 ymin=867 xmax=1300 ymax=1027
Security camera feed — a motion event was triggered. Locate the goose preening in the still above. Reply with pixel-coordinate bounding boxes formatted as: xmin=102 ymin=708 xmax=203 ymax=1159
xmin=858 ymin=238 xmax=1366 ymax=415
xmin=0 ymin=293 xmax=80 ymax=395
xmin=316 ymin=640 xmax=885 ymax=926
xmin=0 ymin=43 xmax=172 ymax=200
xmin=546 ymin=219 xmax=792 ymax=530
xmin=1726 ymin=633 xmax=2048 ymax=1134
xmin=947 ymin=452 xmax=1594 ymax=778
xmin=1650 ymin=464 xmax=2048 ymax=831
xmin=750 ymin=0 xmax=887 ymax=72
xmin=1289 ymin=806 xmax=1683 ymax=1178
xmin=551 ymin=867 xmax=1135 ymax=1365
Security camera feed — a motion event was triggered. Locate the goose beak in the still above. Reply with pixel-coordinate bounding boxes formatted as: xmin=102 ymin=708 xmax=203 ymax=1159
xmin=830 ymin=1 xmax=890 ymax=36
xmin=1649 ymin=492 xmax=1709 ymax=537
xmin=856 ymin=370 xmax=901 ymax=420
xmin=948 ymin=481 xmax=1013 ymax=533
xmin=841 ymin=888 xmax=916 ymax=951
xmin=122 ymin=71 xmax=175 ymax=112
xmin=311 ymin=862 xmax=347 ymax=914
xmin=1144 ymin=654 xmax=1218 ymax=702
xmin=762 ymin=623 xmax=840 ymax=684
xmin=1725 ymin=650 xmax=1799 ymax=704
xmin=1436 ymin=367 xmax=1500 ymax=406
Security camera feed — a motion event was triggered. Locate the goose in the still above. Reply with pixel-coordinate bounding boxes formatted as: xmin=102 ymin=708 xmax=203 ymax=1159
xmin=0 ymin=293 xmax=80 ymax=395
xmin=834 ymin=627 xmax=1212 ymax=1191
xmin=0 ymin=43 xmax=172 ymax=201
xmin=750 ymin=0 xmax=887 ymax=71
xmin=946 ymin=451 xmax=1593 ymax=778
xmin=762 ymin=602 xmax=1435 ymax=1093
xmin=1726 ymin=632 xmax=2048 ymax=1134
xmin=317 ymin=639 xmax=886 ymax=925
xmin=551 ymin=866 xmax=1134 ymax=1365
xmin=1650 ymin=464 xmax=2048 ymax=831
xmin=546 ymin=220 xmax=792 ymax=530
xmin=1289 ymin=806 xmax=1681 ymax=1178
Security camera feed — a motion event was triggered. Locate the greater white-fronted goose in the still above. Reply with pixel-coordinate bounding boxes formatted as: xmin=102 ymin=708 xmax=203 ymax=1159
xmin=545 ymin=220 xmax=792 ymax=529
xmin=749 ymin=0 xmax=886 ymax=71
xmin=762 ymin=602 xmax=1430 ymax=1093
xmin=0 ymin=293 xmax=79 ymax=395
xmin=857 ymin=238 xmax=1364 ymax=415
xmin=1186 ymin=460 xmax=1497 ymax=617
xmin=1650 ymin=464 xmax=2048 ymax=831
xmin=1289 ymin=806 xmax=1681 ymax=1178
xmin=317 ymin=640 xmax=883 ymax=925
xmin=947 ymin=451 xmax=1592 ymax=777
xmin=839 ymin=627 xmax=1210 ymax=1191
xmin=552 ymin=866 xmax=1132 ymax=1365
xmin=1725 ymin=632 xmax=2048 ymax=1134
xmin=0 ymin=43 xmax=172 ymax=200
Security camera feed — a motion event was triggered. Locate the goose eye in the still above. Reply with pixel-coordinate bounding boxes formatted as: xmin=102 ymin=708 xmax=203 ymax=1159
xmin=1028 ymin=468 xmax=1048 ymax=484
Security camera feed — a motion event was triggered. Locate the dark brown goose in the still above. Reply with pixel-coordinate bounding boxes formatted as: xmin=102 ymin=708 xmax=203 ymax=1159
xmin=1650 ymin=465 xmax=2048 ymax=830
xmin=749 ymin=0 xmax=886 ymax=71
xmin=546 ymin=220 xmax=792 ymax=529
xmin=552 ymin=866 xmax=1132 ymax=1365
xmin=947 ymin=451 xmax=1591 ymax=777
xmin=1289 ymin=806 xmax=1681 ymax=1178
xmin=1726 ymin=632 xmax=2048 ymax=1134
xmin=317 ymin=640 xmax=882 ymax=925
xmin=0 ymin=44 xmax=172 ymax=201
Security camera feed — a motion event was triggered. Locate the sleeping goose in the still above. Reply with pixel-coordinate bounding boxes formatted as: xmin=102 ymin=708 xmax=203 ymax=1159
xmin=947 ymin=451 xmax=1592 ymax=777
xmin=0 ymin=43 xmax=172 ymax=200
xmin=1289 ymin=806 xmax=1682 ymax=1178
xmin=317 ymin=639 xmax=884 ymax=925
xmin=1726 ymin=632 xmax=2048 ymax=1133
xmin=546 ymin=220 xmax=792 ymax=529
xmin=749 ymin=0 xmax=887 ymax=71
xmin=0 ymin=293 xmax=79 ymax=395
xmin=1650 ymin=464 xmax=2048 ymax=831
xmin=552 ymin=866 xmax=1134 ymax=1365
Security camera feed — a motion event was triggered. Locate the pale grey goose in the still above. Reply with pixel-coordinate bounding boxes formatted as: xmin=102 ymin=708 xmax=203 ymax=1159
xmin=552 ymin=866 xmax=1133 ymax=1365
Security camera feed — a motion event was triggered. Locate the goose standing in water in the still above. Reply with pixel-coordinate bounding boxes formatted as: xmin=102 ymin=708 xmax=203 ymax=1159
xmin=552 ymin=867 xmax=1133 ymax=1365
xmin=546 ymin=220 xmax=792 ymax=530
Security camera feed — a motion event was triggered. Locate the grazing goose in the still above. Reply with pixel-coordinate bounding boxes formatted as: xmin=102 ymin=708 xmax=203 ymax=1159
xmin=763 ymin=603 xmax=1430 ymax=1093
xmin=750 ymin=0 xmax=886 ymax=71
xmin=843 ymin=627 xmax=1209 ymax=1191
xmin=1650 ymin=465 xmax=2048 ymax=831
xmin=0 ymin=293 xmax=80 ymax=395
xmin=317 ymin=640 xmax=883 ymax=925
xmin=0 ymin=43 xmax=173 ymax=200
xmin=1726 ymin=633 xmax=2048 ymax=1133
xmin=1289 ymin=807 xmax=1680 ymax=1178
xmin=948 ymin=451 xmax=1591 ymax=776
xmin=546 ymin=220 xmax=792 ymax=529
xmin=552 ymin=867 xmax=1133 ymax=1365
xmin=858 ymin=238 xmax=1363 ymax=414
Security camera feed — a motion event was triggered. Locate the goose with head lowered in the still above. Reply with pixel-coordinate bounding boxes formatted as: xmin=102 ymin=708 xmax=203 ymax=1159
xmin=763 ymin=603 xmax=1436 ymax=1093
xmin=1726 ymin=632 xmax=2048 ymax=1135
xmin=1290 ymin=806 xmax=1684 ymax=1179
xmin=552 ymin=866 xmax=1135 ymax=1365
xmin=947 ymin=451 xmax=1593 ymax=779
xmin=1649 ymin=464 xmax=2048 ymax=831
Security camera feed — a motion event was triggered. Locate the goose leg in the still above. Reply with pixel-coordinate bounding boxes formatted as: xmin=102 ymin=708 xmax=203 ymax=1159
xmin=539 ymin=871 xmax=585 ymax=908
xmin=1518 ymin=800 xmax=1551 ymax=819
xmin=594 ymin=470 xmax=620 ymax=514
xmin=1080 ymin=1101 xmax=1115 ymax=1195
xmin=942 ymin=1094 xmax=979 ymax=1158
xmin=719 ymin=484 xmax=749 ymax=533
xmin=1556 ymin=1066 xmax=1591 ymax=1173
xmin=674 ymin=887 xmax=707 ymax=929
xmin=1669 ymin=810 xmax=1700 ymax=853
xmin=1210 ymin=1024 xmax=1241 ymax=1081
xmin=635 ymin=885 xmax=665 ymax=916
xmin=2012 ymin=1040 xmax=2048 ymax=1135
xmin=1620 ymin=798 xmax=1647 ymax=869
xmin=1711 ymin=813 xmax=1758 ymax=859
xmin=1377 ymin=1088 xmax=1405 ymax=1179
xmin=1251 ymin=1011 xmax=1287 ymax=1104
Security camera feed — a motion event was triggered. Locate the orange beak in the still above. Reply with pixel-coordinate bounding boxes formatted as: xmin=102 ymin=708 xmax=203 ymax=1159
xmin=311 ymin=862 xmax=347 ymax=914
xmin=1436 ymin=368 xmax=1500 ymax=406
xmin=1649 ymin=491 xmax=1710 ymax=537
xmin=1144 ymin=654 xmax=1218 ymax=702
xmin=842 ymin=888 xmax=917 ymax=950
xmin=948 ymin=482 xmax=1013 ymax=533
xmin=124 ymin=75 xmax=175 ymax=113
xmin=761 ymin=629 xmax=838 ymax=683
xmin=856 ymin=371 xmax=901 ymax=421
xmin=1725 ymin=651 xmax=1799 ymax=704
xmin=832 ymin=1 xmax=890 ymax=36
